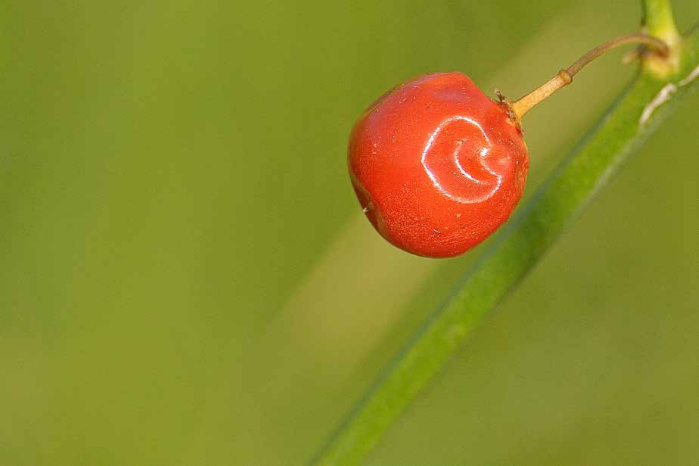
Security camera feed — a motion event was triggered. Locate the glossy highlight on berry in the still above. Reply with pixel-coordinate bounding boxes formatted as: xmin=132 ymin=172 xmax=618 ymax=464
xmin=421 ymin=115 xmax=502 ymax=204
xmin=348 ymin=72 xmax=529 ymax=258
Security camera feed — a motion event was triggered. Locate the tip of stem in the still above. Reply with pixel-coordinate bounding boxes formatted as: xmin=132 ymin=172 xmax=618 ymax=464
xmin=495 ymin=90 xmax=523 ymax=131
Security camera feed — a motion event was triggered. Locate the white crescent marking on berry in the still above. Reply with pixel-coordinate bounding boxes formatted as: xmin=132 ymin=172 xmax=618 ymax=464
xmin=420 ymin=116 xmax=502 ymax=204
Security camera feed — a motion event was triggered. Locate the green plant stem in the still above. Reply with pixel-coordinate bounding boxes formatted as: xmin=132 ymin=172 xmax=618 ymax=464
xmin=641 ymin=0 xmax=683 ymax=78
xmin=312 ymin=20 xmax=699 ymax=466
xmin=643 ymin=0 xmax=679 ymax=38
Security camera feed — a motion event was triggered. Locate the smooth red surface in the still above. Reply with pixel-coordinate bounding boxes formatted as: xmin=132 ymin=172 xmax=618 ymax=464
xmin=348 ymin=72 xmax=529 ymax=258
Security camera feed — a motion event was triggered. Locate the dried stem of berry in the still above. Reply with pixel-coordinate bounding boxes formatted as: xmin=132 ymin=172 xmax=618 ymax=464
xmin=510 ymin=33 xmax=669 ymax=120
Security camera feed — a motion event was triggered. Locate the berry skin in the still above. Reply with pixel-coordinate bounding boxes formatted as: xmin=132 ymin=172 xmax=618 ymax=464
xmin=348 ymin=72 xmax=529 ymax=258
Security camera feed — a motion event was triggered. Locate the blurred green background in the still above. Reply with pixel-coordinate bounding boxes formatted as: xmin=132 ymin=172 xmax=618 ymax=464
xmin=1 ymin=0 xmax=698 ymax=465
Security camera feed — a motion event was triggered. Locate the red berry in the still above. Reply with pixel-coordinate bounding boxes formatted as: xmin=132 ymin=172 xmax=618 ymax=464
xmin=348 ymin=72 xmax=529 ymax=258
